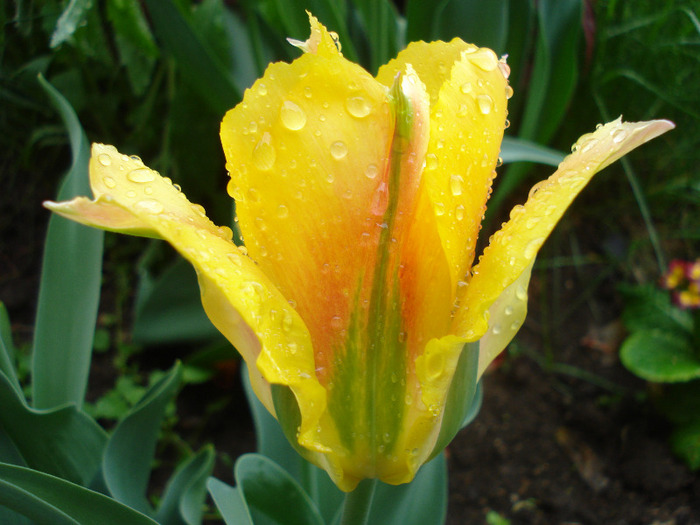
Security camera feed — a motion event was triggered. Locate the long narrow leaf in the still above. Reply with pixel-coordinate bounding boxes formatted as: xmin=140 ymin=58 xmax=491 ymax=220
xmin=207 ymin=478 xmax=253 ymax=525
xmin=501 ymin=136 xmax=565 ymax=166
xmin=102 ymin=362 xmax=182 ymax=515
xmin=0 ymin=463 xmax=159 ymax=525
xmin=143 ymin=0 xmax=241 ymax=115
xmin=0 ymin=304 xmax=21 ymax=396
xmin=32 ymin=76 xmax=103 ymax=410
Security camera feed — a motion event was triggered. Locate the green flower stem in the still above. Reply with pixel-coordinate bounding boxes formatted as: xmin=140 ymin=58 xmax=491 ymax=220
xmin=339 ymin=479 xmax=377 ymax=525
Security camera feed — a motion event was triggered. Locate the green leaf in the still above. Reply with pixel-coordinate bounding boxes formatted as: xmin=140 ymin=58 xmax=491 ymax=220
xmin=33 ymin=76 xmax=104 ymax=410
xmin=655 ymin=380 xmax=700 ymax=425
xmin=133 ymin=258 xmax=220 ymax=345
xmin=620 ymin=330 xmax=700 ymax=383
xmin=0 ymin=364 xmax=107 ymax=486
xmin=234 ymin=454 xmax=325 ymax=525
xmin=0 ymin=304 xmax=21 ymax=396
xmin=156 ymin=446 xmax=216 ymax=525
xmin=670 ymin=420 xmax=700 ymax=470
xmin=435 ymin=0 xmax=510 ymax=53
xmin=429 ymin=341 xmax=481 ymax=460
xmin=500 ymin=136 xmax=565 ymax=167
xmin=50 ymin=0 xmax=93 ymax=48
xmin=352 ymin=0 xmax=400 ymax=73
xmin=367 ymin=453 xmax=448 ymax=525
xmin=103 ymin=362 xmax=182 ymax=514
xmin=0 ymin=462 xmax=159 ymax=525
xmin=620 ymin=283 xmax=693 ymax=335
xmin=244 ymin=366 xmax=343 ymax=522
xmin=106 ymin=0 xmax=159 ymax=96
xmin=143 ymin=0 xmax=241 ymax=115
xmin=207 ymin=477 xmax=253 ymax=525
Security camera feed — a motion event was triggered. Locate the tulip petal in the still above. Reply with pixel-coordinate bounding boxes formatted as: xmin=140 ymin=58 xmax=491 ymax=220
xmin=45 ymin=145 xmax=326 ymax=445
xmin=378 ymin=42 xmax=509 ymax=290
xmin=456 ymin=119 xmax=675 ymax=364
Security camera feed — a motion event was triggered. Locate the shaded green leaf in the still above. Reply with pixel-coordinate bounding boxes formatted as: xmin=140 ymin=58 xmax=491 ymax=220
xmin=619 ymin=283 xmax=693 ymax=335
xmin=50 ymin=0 xmax=92 ymax=48
xmin=367 ymin=453 xmax=448 ymax=525
xmin=156 ymin=446 xmax=216 ymax=525
xmin=235 ymin=454 xmax=325 ymax=525
xmin=0 ymin=372 xmax=107 ymax=486
xmin=133 ymin=258 xmax=221 ymax=345
xmin=0 ymin=462 xmax=159 ymax=525
xmin=670 ymin=420 xmax=700 ymax=470
xmin=0 ymin=304 xmax=21 ymax=396
xmin=620 ymin=330 xmax=700 ymax=383
xmin=143 ymin=0 xmax=241 ymax=115
xmin=501 ymin=136 xmax=565 ymax=167
xmin=33 ymin=76 xmax=104 ymax=410
xmin=103 ymin=362 xmax=182 ymax=514
xmin=207 ymin=477 xmax=253 ymax=525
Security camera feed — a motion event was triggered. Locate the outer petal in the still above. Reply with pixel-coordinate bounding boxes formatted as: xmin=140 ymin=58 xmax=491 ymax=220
xmin=455 ymin=119 xmax=675 ymax=363
xmin=45 ymin=145 xmax=326 ymax=443
xmin=377 ymin=41 xmax=509 ymax=290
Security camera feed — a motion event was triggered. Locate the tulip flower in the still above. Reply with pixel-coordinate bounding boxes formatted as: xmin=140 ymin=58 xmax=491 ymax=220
xmin=45 ymin=14 xmax=673 ymax=492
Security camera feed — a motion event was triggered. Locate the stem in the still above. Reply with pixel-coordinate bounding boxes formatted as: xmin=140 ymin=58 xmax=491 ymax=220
xmin=339 ymin=479 xmax=377 ymax=525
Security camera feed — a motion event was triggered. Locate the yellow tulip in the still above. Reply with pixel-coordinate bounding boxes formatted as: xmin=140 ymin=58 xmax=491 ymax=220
xmin=46 ymin=14 xmax=673 ymax=492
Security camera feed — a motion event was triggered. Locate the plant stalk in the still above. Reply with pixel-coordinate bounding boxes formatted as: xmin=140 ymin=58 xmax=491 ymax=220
xmin=339 ymin=479 xmax=377 ymax=525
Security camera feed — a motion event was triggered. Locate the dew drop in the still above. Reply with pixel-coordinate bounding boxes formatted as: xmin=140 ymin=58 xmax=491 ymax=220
xmin=287 ymin=342 xmax=298 ymax=355
xmin=515 ymin=284 xmax=527 ymax=302
xmin=426 ymin=352 xmax=446 ymax=380
xmin=426 ymin=153 xmax=438 ymax=171
xmin=460 ymin=82 xmax=473 ymax=94
xmin=258 ymin=83 xmax=267 ymax=96
xmin=126 ymin=190 xmax=136 ymax=198
xmin=492 ymin=324 xmax=501 ymax=335
xmin=468 ymin=48 xmax=498 ymax=71
xmin=252 ymin=133 xmax=276 ymax=171
xmin=303 ymin=86 xmax=312 ymax=98
xmin=435 ymin=202 xmax=445 ymax=216
xmin=103 ymin=176 xmax=116 ymax=188
xmin=280 ymin=100 xmax=307 ymax=130
xmin=364 ymin=163 xmax=378 ymax=179
xmin=345 ymin=95 xmax=371 ymax=118
xmin=282 ymin=311 xmax=293 ymax=332
xmin=135 ymin=199 xmax=164 ymax=214
xmin=455 ymin=204 xmax=465 ymax=221
xmin=505 ymin=85 xmax=514 ymax=99
xmin=277 ymin=204 xmax=289 ymax=218
xmin=611 ymin=128 xmax=626 ymax=143
xmin=523 ymin=237 xmax=544 ymax=259
xmin=98 ymin=153 xmax=112 ymax=166
xmin=504 ymin=306 xmax=514 ymax=316
xmin=330 ymin=141 xmax=348 ymax=160
xmin=477 ymin=94 xmax=493 ymax=115
xmin=127 ymin=167 xmax=156 ymax=183
xmin=330 ymin=315 xmax=343 ymax=330
xmin=450 ymin=174 xmax=464 ymax=196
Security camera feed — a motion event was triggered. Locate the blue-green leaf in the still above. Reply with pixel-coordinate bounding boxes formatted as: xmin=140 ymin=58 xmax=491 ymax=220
xmin=103 ymin=362 xmax=182 ymax=514
xmin=0 ymin=463 xmax=159 ymax=525
xmin=501 ymin=136 xmax=565 ymax=167
xmin=33 ymin=76 xmax=104 ymax=410
xmin=0 ymin=369 xmax=107 ymax=486
xmin=0 ymin=304 xmax=21 ymax=396
xmin=156 ymin=446 xmax=216 ymax=525
xmin=235 ymin=454 xmax=325 ymax=525
xmin=207 ymin=477 xmax=253 ymax=525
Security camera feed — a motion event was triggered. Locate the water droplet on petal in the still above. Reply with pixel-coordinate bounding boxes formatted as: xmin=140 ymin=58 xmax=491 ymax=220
xmin=280 ymin=100 xmax=306 ymax=130
xmin=303 ymin=86 xmax=312 ymax=98
xmin=515 ymin=284 xmax=528 ymax=301
xmin=468 ymin=48 xmax=498 ymax=71
xmin=477 ymin=94 xmax=493 ymax=115
xmin=135 ymin=199 xmax=164 ymax=214
xmin=450 ymin=174 xmax=464 ymax=196
xmin=435 ymin=202 xmax=445 ymax=216
xmin=455 ymin=204 xmax=465 ymax=221
xmin=330 ymin=141 xmax=348 ymax=160
xmin=345 ymin=95 xmax=371 ymax=118
xmin=282 ymin=311 xmax=293 ymax=332
xmin=611 ymin=128 xmax=626 ymax=143
xmin=103 ymin=176 xmax=116 ymax=188
xmin=253 ymin=133 xmax=276 ymax=171
xmin=364 ymin=163 xmax=378 ymax=179
xmin=277 ymin=204 xmax=289 ymax=218
xmin=492 ymin=324 xmax=502 ymax=335
xmin=524 ymin=237 xmax=545 ymax=259
xmin=127 ymin=167 xmax=156 ymax=183
xmin=98 ymin=153 xmax=112 ymax=166
xmin=426 ymin=153 xmax=438 ymax=170
xmin=460 ymin=82 xmax=473 ymax=94
xmin=505 ymin=85 xmax=514 ymax=99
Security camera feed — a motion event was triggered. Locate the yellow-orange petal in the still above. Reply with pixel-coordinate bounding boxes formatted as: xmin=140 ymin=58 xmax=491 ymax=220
xmin=455 ymin=118 xmax=675 ymax=353
xmin=378 ymin=41 xmax=509 ymax=290
xmin=220 ymin=38 xmax=393 ymax=386
xmin=45 ymin=145 xmax=327 ymax=454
